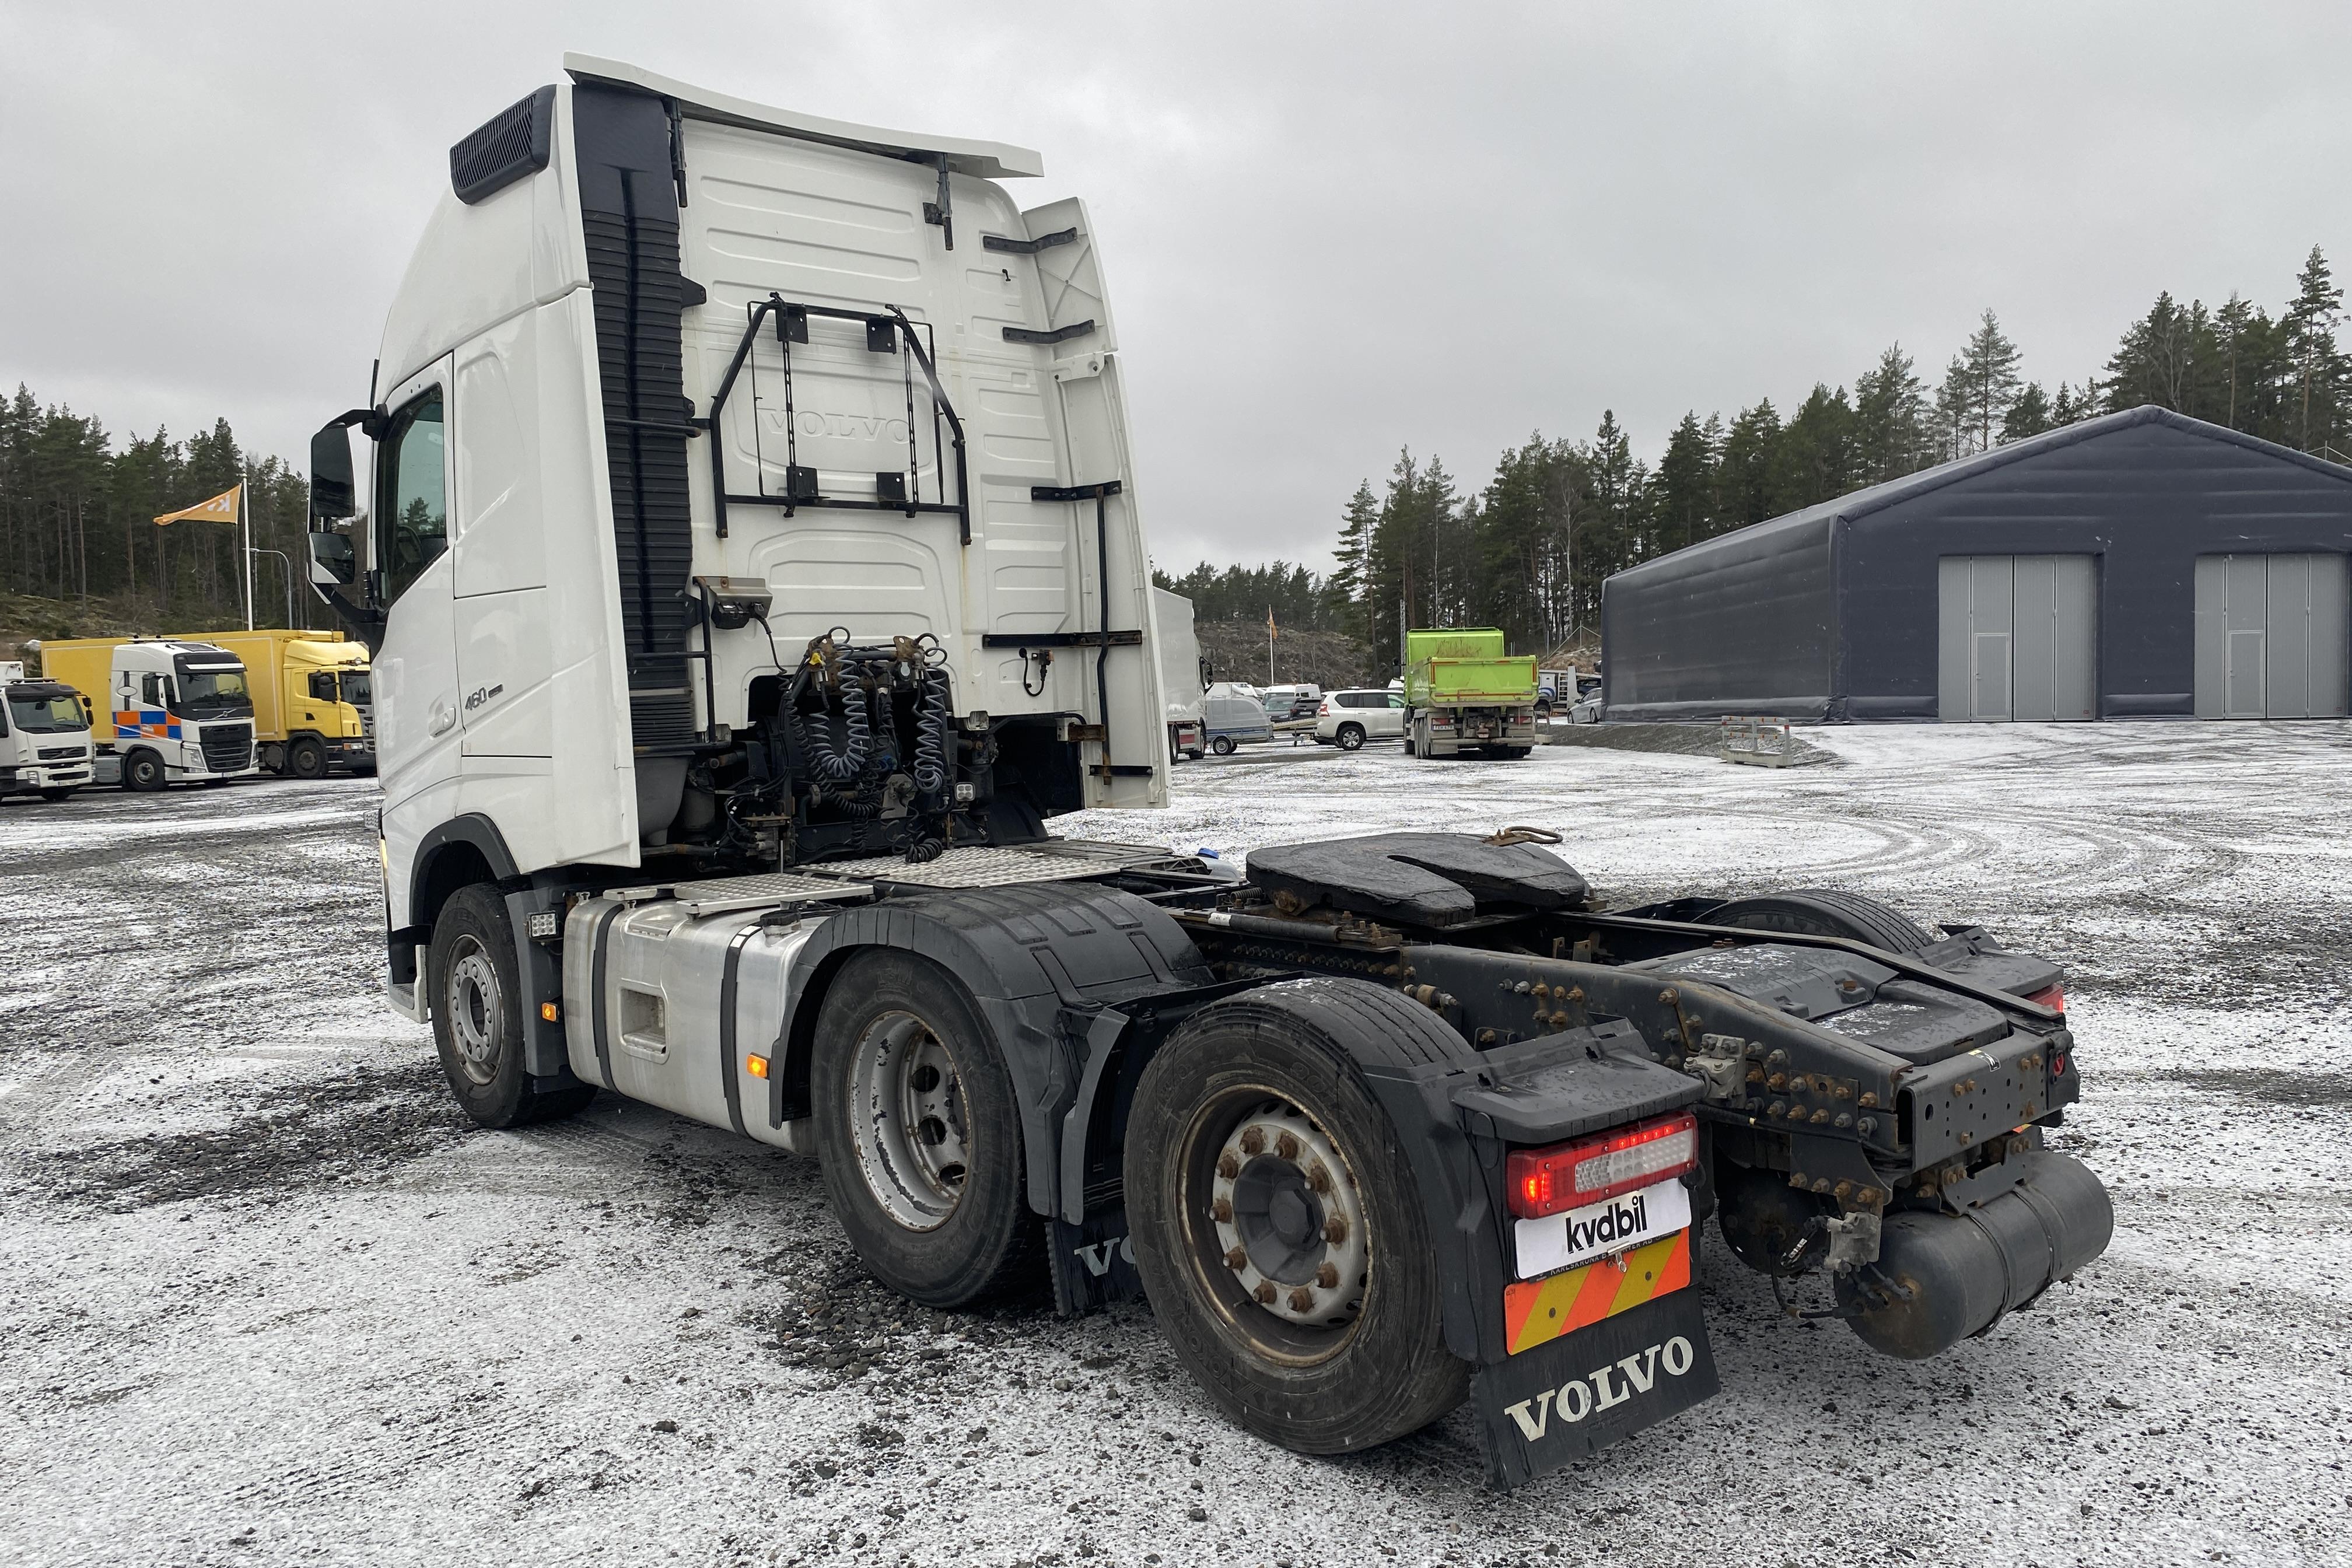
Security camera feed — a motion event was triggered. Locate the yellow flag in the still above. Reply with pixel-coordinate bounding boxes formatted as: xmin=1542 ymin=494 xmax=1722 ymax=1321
xmin=1266 ymin=608 xmax=1278 ymax=640
xmin=154 ymin=485 xmax=241 ymax=526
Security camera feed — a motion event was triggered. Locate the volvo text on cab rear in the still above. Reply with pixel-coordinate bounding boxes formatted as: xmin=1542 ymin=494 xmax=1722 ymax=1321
xmin=302 ymin=58 xmax=2112 ymax=1486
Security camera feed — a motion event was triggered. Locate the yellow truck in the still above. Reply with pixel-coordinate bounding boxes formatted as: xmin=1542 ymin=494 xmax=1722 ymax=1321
xmin=163 ymin=629 xmax=374 ymax=778
xmin=1402 ymin=627 xmax=1539 ymax=760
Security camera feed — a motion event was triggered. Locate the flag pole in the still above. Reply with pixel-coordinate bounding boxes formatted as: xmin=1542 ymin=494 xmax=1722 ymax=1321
xmin=243 ymin=481 xmax=256 ymax=628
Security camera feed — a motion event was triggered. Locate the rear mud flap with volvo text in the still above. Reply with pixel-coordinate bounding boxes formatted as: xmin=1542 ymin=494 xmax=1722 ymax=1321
xmin=1048 ymin=1211 xmax=1147 ymax=1315
xmin=1471 ymin=1287 xmax=1717 ymax=1489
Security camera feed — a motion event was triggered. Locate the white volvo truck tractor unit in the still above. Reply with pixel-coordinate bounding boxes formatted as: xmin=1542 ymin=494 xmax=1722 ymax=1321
xmin=307 ymin=58 xmax=2113 ymax=1486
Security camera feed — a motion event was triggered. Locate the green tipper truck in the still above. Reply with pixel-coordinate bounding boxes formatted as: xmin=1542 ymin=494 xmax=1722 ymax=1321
xmin=1402 ymin=628 xmax=1539 ymax=760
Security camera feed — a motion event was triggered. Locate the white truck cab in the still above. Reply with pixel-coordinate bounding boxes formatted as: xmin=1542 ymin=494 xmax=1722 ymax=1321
xmin=104 ymin=641 xmax=261 ymax=790
xmin=305 ymin=57 xmax=1165 ymax=1016
xmin=30 ymin=638 xmax=262 ymax=790
xmin=0 ymin=661 xmax=96 ymax=802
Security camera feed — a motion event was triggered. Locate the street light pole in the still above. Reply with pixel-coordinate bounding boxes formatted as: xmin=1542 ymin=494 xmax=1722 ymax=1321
xmin=251 ymin=548 xmax=295 ymax=628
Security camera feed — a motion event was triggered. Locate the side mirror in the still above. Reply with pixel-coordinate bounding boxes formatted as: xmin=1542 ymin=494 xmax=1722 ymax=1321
xmin=307 ymin=530 xmax=356 ymax=586
xmin=310 ymin=422 xmax=356 ymax=524
xmin=307 ymin=410 xmax=385 ymax=649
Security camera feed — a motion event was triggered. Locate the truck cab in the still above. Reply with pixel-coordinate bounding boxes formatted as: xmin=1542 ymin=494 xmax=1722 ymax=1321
xmin=304 ymin=57 xmax=1165 ymax=1019
xmin=0 ymin=660 xmax=96 ymax=802
xmin=33 ymin=638 xmax=262 ymax=790
xmin=166 ymin=629 xmax=375 ymax=778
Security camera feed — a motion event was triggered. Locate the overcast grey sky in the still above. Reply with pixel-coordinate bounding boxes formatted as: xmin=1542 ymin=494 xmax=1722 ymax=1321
xmin=5 ymin=2 xmax=2349 ymax=572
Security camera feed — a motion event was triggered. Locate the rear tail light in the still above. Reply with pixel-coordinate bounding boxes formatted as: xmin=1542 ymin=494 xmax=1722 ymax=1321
xmin=1317 ymin=700 xmax=1331 ymax=715
xmin=2025 ymin=984 xmax=2064 ymax=1013
xmin=1507 ymin=1112 xmax=1699 ymax=1219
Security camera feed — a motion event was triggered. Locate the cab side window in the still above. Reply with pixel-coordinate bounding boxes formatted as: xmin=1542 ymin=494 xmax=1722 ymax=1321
xmin=378 ymin=388 xmax=447 ymax=604
xmin=141 ymin=674 xmax=166 ymax=707
xmin=309 ymin=672 xmax=338 ymax=701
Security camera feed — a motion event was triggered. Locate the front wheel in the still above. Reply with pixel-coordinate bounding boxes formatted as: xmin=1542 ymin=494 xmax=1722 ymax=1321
xmin=428 ymin=885 xmax=594 ymax=1128
xmin=1335 ymin=723 xmax=1365 ymax=752
xmin=287 ymin=736 xmax=328 ymax=780
xmin=123 ymin=751 xmax=166 ymax=792
xmin=1125 ymin=979 xmax=1469 ymax=1454
xmin=811 ymin=950 xmax=1035 ymax=1307
xmin=1210 ymin=734 xmax=1236 ymax=756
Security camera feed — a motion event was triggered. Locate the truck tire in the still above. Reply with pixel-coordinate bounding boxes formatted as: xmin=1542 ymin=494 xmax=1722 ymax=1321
xmin=287 ymin=736 xmax=328 ymax=780
xmin=1702 ymin=889 xmax=1936 ymax=955
xmin=811 ymin=950 xmax=1037 ymax=1308
xmin=1125 ymin=978 xmax=1471 ymax=1455
xmin=1211 ymin=734 xmax=1236 ymax=756
xmin=123 ymin=750 xmax=165 ymax=792
xmin=1335 ymin=723 xmax=1365 ymax=751
xmin=428 ymin=884 xmax=596 ymax=1128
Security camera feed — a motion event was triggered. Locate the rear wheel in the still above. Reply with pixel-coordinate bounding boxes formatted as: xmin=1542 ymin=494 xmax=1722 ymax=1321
xmin=1126 ymin=978 xmax=1470 ymax=1454
xmin=287 ymin=736 xmax=328 ymax=780
xmin=811 ymin=950 xmax=1035 ymax=1307
xmin=428 ymin=885 xmax=595 ymax=1128
xmin=1210 ymin=734 xmax=1236 ymax=756
xmin=1335 ymin=723 xmax=1365 ymax=751
xmin=123 ymin=750 xmax=165 ymax=792
xmin=1703 ymin=889 xmax=1936 ymax=954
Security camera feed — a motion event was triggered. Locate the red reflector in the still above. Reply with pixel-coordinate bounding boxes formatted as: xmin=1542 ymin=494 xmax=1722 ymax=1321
xmin=1506 ymin=1112 xmax=1699 ymax=1219
xmin=2025 ymin=984 xmax=2065 ymax=1013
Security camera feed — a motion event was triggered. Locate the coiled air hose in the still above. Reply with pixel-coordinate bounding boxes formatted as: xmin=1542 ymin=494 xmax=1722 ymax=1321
xmin=913 ymin=670 xmax=951 ymax=795
xmin=792 ymin=678 xmax=870 ymax=782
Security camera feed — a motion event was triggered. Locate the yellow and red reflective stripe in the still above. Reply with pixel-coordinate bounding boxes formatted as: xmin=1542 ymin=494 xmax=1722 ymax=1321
xmin=1501 ymin=1230 xmax=1691 ymax=1356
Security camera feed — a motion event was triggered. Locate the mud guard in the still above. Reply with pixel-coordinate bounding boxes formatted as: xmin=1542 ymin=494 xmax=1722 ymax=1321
xmin=1353 ymin=1028 xmax=1715 ymax=1488
xmin=1470 ymin=1289 xmax=1719 ymax=1488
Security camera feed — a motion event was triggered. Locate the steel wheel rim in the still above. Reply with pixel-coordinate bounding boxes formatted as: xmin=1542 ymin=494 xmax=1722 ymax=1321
xmin=444 ymin=937 xmax=503 ymax=1086
xmin=1180 ymin=1087 xmax=1371 ymax=1364
xmin=849 ymin=1011 xmax=971 ymax=1230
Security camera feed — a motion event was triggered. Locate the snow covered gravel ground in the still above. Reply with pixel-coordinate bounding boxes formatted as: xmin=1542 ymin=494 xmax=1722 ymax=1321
xmin=4 ymin=723 xmax=2348 ymax=1567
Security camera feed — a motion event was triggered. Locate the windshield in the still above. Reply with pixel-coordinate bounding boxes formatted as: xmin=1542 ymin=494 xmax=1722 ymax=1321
xmin=176 ymin=665 xmax=254 ymax=718
xmin=341 ymin=670 xmax=372 ymax=707
xmin=7 ymin=693 xmax=87 ymax=734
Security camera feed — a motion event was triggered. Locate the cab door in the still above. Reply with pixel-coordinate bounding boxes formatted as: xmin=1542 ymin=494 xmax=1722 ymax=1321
xmin=372 ymin=359 xmax=463 ymax=894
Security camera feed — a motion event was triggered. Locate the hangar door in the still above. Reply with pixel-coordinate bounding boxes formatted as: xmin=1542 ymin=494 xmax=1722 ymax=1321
xmin=2193 ymin=554 xmax=2350 ymax=719
xmin=1937 ymin=555 xmax=2098 ymax=722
